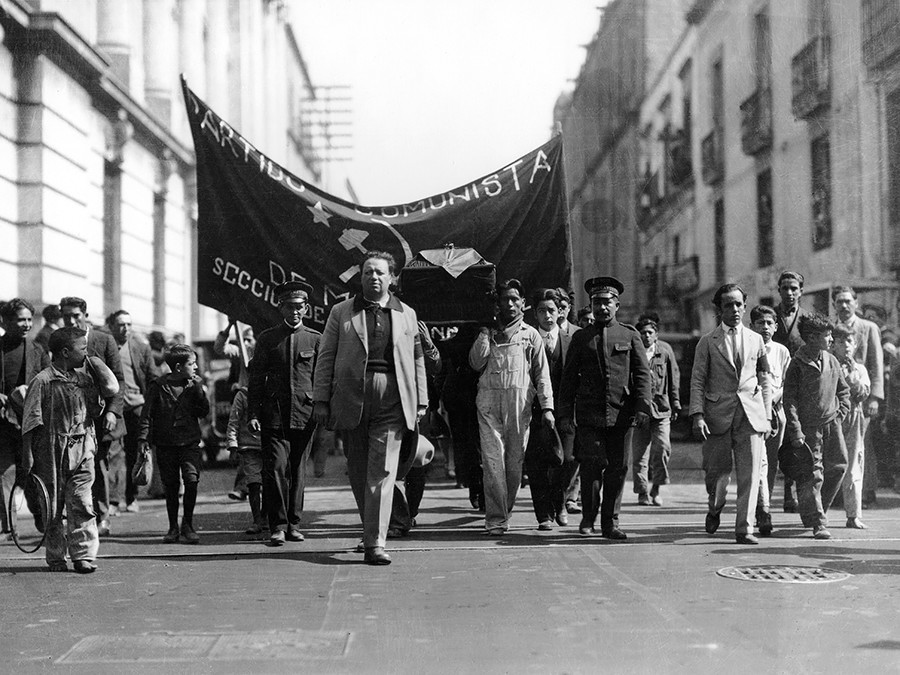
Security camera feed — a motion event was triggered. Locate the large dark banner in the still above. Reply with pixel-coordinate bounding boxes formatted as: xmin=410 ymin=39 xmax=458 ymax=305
xmin=182 ymin=80 xmax=571 ymax=331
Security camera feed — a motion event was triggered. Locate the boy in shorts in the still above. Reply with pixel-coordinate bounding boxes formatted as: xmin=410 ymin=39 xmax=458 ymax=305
xmin=225 ymin=386 xmax=264 ymax=534
xmin=138 ymin=345 xmax=209 ymax=544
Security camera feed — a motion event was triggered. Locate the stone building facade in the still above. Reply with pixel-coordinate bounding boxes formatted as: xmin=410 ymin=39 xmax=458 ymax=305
xmin=0 ymin=0 xmax=320 ymax=339
xmin=633 ymin=0 xmax=900 ymax=332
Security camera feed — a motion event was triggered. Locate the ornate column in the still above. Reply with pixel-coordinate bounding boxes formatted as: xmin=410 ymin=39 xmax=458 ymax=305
xmin=97 ymin=0 xmax=132 ymax=87
xmin=143 ymin=0 xmax=176 ymax=126
xmin=153 ymin=150 xmax=176 ymax=326
xmin=103 ymin=109 xmax=133 ymax=313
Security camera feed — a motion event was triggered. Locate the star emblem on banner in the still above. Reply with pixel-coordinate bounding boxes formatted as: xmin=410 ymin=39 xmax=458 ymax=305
xmin=307 ymin=201 xmax=332 ymax=227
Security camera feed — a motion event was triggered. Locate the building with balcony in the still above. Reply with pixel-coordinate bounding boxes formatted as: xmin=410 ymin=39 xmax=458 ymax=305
xmin=554 ymin=0 xmax=689 ymax=317
xmin=631 ymin=0 xmax=900 ymax=331
xmin=0 ymin=0 xmax=321 ymax=340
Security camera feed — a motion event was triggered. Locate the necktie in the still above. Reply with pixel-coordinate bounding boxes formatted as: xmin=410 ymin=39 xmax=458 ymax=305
xmin=730 ymin=328 xmax=742 ymax=373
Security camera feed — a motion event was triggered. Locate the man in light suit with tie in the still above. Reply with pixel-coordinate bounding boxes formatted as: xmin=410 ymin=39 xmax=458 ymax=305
xmin=312 ymin=251 xmax=427 ymax=565
xmin=690 ymin=283 xmax=772 ymax=545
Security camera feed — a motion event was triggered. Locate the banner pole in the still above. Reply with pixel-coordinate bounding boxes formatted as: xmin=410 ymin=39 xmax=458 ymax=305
xmin=234 ymin=321 xmax=249 ymax=370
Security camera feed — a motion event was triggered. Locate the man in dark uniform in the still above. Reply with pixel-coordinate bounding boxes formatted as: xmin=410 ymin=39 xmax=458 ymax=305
xmin=60 ymin=296 xmax=125 ymax=537
xmin=772 ymin=270 xmax=811 ymax=512
xmin=559 ymin=276 xmax=651 ymax=539
xmin=0 ymin=299 xmax=50 ymax=536
xmin=247 ymin=281 xmax=321 ymax=547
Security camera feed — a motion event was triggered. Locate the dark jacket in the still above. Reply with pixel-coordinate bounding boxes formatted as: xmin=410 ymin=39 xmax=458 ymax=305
xmin=138 ymin=374 xmax=210 ymax=446
xmin=647 ymin=340 xmax=681 ymax=419
xmin=87 ymin=327 xmax=125 ymax=417
xmin=558 ymin=320 xmax=652 ymax=428
xmin=248 ymin=323 xmax=321 ymax=430
xmin=774 ymin=305 xmax=812 ymax=357
xmin=783 ymin=347 xmax=851 ymax=443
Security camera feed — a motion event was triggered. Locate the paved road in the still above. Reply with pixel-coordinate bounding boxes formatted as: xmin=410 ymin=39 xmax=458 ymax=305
xmin=3 ymin=441 xmax=900 ymax=674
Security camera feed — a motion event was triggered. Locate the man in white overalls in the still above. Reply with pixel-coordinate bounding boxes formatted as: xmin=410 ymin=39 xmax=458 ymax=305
xmin=469 ymin=279 xmax=554 ymax=536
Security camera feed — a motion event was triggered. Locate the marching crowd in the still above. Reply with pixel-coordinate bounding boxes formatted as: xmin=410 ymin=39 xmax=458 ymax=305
xmin=1 ymin=255 xmax=899 ymax=571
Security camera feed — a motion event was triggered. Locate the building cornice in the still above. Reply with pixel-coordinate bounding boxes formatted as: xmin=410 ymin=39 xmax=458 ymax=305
xmin=0 ymin=0 xmax=194 ymax=166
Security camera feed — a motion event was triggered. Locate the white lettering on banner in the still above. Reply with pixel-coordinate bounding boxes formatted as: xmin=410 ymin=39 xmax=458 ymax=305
xmin=212 ymin=257 xmax=346 ymax=314
xmin=267 ymin=161 xmax=283 ymax=181
xmin=200 ymin=110 xmax=220 ymax=142
xmin=503 ymin=159 xmax=523 ymax=191
xmin=269 ymin=260 xmax=310 ymax=286
xmin=448 ymin=187 xmax=470 ymax=205
xmin=481 ymin=174 xmax=502 ymax=197
xmin=402 ymin=201 xmax=426 ymax=217
xmin=218 ymin=121 xmax=240 ymax=159
xmin=530 ymin=149 xmax=552 ymax=184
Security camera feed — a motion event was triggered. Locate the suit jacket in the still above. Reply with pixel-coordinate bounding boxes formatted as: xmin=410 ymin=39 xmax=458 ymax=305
xmin=558 ymin=320 xmax=651 ymax=428
xmin=773 ymin=305 xmax=812 ymax=356
xmin=124 ymin=336 xmax=157 ymax=395
xmin=87 ymin=327 xmax=125 ymax=416
xmin=312 ymin=294 xmax=427 ymax=432
xmin=248 ymin=323 xmax=321 ymax=430
xmin=689 ymin=324 xmax=772 ymax=435
xmin=0 ymin=336 xmax=49 ymax=429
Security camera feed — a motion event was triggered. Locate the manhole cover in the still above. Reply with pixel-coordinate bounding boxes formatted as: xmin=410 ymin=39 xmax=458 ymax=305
xmin=717 ymin=565 xmax=850 ymax=583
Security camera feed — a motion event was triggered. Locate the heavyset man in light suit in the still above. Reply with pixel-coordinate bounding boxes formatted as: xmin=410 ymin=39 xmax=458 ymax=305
xmin=690 ymin=283 xmax=772 ymax=545
xmin=313 ymin=251 xmax=427 ymax=566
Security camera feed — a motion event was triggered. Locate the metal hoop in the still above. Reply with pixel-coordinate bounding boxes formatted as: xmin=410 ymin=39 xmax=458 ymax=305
xmin=8 ymin=475 xmax=50 ymax=554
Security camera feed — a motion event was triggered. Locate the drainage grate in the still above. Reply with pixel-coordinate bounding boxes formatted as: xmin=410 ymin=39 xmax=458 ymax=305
xmin=717 ymin=565 xmax=850 ymax=584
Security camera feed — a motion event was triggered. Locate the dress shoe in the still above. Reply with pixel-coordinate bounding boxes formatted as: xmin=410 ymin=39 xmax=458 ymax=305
xmin=364 ymin=547 xmax=392 ymax=565
xmin=705 ymin=512 xmax=720 ymax=534
xmin=813 ymin=526 xmax=832 ymax=540
xmin=180 ymin=521 xmax=200 ymax=545
xmin=650 ymin=494 xmax=663 ymax=507
xmin=735 ymin=533 xmax=759 ymax=545
xmin=124 ymin=501 xmax=140 ymax=513
xmin=227 ymin=490 xmax=247 ymax=501
xmin=537 ymin=520 xmax=553 ymax=531
xmin=73 ymin=560 xmax=98 ymax=574
xmin=387 ymin=527 xmax=409 ymax=539
xmin=637 ymin=493 xmax=651 ymax=506
xmin=566 ymin=500 xmax=582 ymax=514
xmin=757 ymin=512 xmax=773 ymax=537
xmin=602 ymin=527 xmax=627 ymax=541
xmin=108 ymin=503 xmax=120 ymax=517
xmin=97 ymin=520 xmax=111 ymax=537
xmin=48 ymin=562 xmax=68 ymax=573
xmin=269 ymin=530 xmax=286 ymax=546
xmin=846 ymin=517 xmax=868 ymax=529
xmin=285 ymin=528 xmax=305 ymax=542
xmin=484 ymin=527 xmax=505 ymax=536
xmin=355 ymin=540 xmax=365 ymax=553
xmin=555 ymin=511 xmax=569 ymax=527
xmin=783 ymin=500 xmax=797 ymax=513
xmin=578 ymin=523 xmax=596 ymax=536
xmin=162 ymin=527 xmax=180 ymax=544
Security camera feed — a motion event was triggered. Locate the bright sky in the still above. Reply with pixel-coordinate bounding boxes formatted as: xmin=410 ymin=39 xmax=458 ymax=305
xmin=290 ymin=0 xmax=604 ymax=205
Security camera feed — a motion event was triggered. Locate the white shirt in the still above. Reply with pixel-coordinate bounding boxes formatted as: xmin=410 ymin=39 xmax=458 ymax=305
xmin=538 ymin=325 xmax=559 ymax=353
xmin=719 ymin=322 xmax=744 ymax=368
xmin=764 ymin=340 xmax=791 ymax=405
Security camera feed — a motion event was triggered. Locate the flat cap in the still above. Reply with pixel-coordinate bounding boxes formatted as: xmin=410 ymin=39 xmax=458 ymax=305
xmin=275 ymin=281 xmax=313 ymax=303
xmin=584 ymin=276 xmax=624 ymax=299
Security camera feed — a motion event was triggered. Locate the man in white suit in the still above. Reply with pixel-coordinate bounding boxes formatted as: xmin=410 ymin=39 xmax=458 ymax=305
xmin=690 ymin=283 xmax=772 ymax=544
xmin=312 ymin=251 xmax=427 ymax=565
